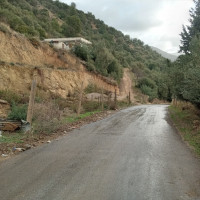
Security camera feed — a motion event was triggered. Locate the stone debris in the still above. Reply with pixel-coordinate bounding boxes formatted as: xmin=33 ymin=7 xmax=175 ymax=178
xmin=13 ymin=147 xmax=26 ymax=152
xmin=24 ymin=144 xmax=32 ymax=150
xmin=47 ymin=140 xmax=51 ymax=143
xmin=1 ymin=154 xmax=8 ymax=157
xmin=0 ymin=100 xmax=9 ymax=104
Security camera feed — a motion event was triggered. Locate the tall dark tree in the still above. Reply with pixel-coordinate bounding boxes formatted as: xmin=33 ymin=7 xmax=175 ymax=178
xmin=179 ymin=0 xmax=200 ymax=54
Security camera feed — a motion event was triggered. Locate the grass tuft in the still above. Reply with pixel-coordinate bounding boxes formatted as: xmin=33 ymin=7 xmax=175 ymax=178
xmin=66 ymin=111 xmax=100 ymax=123
xmin=0 ymin=133 xmax=25 ymax=144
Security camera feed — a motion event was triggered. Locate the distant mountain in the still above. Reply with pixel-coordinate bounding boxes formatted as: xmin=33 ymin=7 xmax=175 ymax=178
xmin=151 ymin=46 xmax=178 ymax=61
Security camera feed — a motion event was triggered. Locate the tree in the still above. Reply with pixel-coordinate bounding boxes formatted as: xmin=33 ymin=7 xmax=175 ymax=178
xmin=73 ymin=45 xmax=89 ymax=61
xmin=62 ymin=15 xmax=81 ymax=37
xmin=69 ymin=2 xmax=77 ymax=16
xmin=182 ymin=67 xmax=200 ymax=106
xmin=180 ymin=0 xmax=200 ymax=54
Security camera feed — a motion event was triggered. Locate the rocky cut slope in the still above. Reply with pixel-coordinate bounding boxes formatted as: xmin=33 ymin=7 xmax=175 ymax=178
xmin=0 ymin=28 xmax=119 ymax=98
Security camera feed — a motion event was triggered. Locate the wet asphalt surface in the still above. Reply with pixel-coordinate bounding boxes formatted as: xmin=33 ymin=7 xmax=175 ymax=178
xmin=0 ymin=105 xmax=200 ymax=200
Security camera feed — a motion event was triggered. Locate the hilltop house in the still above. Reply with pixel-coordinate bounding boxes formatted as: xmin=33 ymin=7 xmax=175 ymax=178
xmin=44 ymin=37 xmax=92 ymax=50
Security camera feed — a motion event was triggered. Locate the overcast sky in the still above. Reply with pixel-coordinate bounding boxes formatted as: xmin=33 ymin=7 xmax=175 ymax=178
xmin=61 ymin=0 xmax=194 ymax=54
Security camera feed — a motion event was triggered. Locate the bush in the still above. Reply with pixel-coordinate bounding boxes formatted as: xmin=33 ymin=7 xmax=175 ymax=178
xmin=141 ymin=85 xmax=157 ymax=101
xmin=84 ymin=83 xmax=102 ymax=94
xmin=73 ymin=45 xmax=89 ymax=61
xmin=33 ymin=101 xmax=62 ymax=134
xmin=138 ymin=77 xmax=156 ymax=89
xmin=85 ymin=61 xmax=95 ymax=72
xmin=0 ymin=23 xmax=9 ymax=33
xmin=82 ymin=101 xmax=100 ymax=112
xmin=8 ymin=103 xmax=27 ymax=120
xmin=137 ymin=77 xmax=158 ymax=101
xmin=0 ymin=90 xmax=21 ymax=104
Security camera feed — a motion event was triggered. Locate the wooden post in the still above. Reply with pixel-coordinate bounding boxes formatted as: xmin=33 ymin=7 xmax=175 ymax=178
xmin=101 ymin=88 xmax=104 ymax=111
xmin=77 ymin=82 xmax=84 ymax=116
xmin=114 ymin=89 xmax=117 ymax=109
xmin=128 ymin=91 xmax=131 ymax=105
xmin=107 ymin=93 xmax=111 ymax=110
xmin=27 ymin=70 xmax=37 ymax=125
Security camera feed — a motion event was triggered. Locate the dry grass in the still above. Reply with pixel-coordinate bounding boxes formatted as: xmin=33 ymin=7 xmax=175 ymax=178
xmin=169 ymin=101 xmax=200 ymax=155
xmin=33 ymin=101 xmax=63 ymax=134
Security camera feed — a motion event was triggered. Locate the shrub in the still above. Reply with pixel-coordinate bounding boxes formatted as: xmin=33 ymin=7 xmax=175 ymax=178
xmin=84 ymin=83 xmax=102 ymax=94
xmin=73 ymin=45 xmax=89 ymax=61
xmin=0 ymin=23 xmax=9 ymax=33
xmin=138 ymin=77 xmax=158 ymax=101
xmin=8 ymin=103 xmax=27 ymax=120
xmin=85 ymin=61 xmax=95 ymax=72
xmin=82 ymin=101 xmax=100 ymax=112
xmin=141 ymin=85 xmax=157 ymax=101
xmin=0 ymin=90 xmax=21 ymax=104
xmin=33 ymin=101 xmax=62 ymax=134
xmin=138 ymin=77 xmax=156 ymax=89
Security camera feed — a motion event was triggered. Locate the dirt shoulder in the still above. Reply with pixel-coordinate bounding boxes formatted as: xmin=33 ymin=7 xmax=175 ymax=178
xmin=0 ymin=110 xmax=116 ymax=162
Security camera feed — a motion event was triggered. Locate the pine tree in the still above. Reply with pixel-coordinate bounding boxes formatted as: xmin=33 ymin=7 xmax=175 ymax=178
xmin=179 ymin=0 xmax=200 ymax=54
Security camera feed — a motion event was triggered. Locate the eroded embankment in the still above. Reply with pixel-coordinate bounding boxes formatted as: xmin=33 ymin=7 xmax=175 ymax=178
xmin=0 ymin=30 xmax=119 ymax=97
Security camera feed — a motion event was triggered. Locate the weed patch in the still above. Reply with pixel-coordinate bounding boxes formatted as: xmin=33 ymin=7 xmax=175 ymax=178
xmin=66 ymin=111 xmax=100 ymax=123
xmin=169 ymin=105 xmax=200 ymax=155
xmin=0 ymin=133 xmax=25 ymax=144
xmin=8 ymin=103 xmax=27 ymax=120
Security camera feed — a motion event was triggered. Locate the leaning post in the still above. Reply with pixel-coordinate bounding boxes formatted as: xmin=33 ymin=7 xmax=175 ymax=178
xmin=77 ymin=81 xmax=84 ymax=116
xmin=27 ymin=69 xmax=37 ymax=125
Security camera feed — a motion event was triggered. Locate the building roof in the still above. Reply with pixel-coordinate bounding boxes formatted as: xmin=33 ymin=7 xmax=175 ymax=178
xmin=44 ymin=37 xmax=92 ymax=45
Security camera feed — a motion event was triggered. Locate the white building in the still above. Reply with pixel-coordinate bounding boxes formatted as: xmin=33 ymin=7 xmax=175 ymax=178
xmin=44 ymin=37 xmax=92 ymax=50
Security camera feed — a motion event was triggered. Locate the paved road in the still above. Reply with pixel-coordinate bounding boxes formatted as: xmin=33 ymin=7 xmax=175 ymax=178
xmin=0 ymin=105 xmax=200 ymax=200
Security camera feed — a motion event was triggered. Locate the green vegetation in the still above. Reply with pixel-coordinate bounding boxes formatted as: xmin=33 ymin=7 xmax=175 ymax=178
xmin=0 ymin=90 xmax=22 ymax=105
xmin=66 ymin=111 xmax=100 ymax=123
xmin=1 ymin=0 xmax=199 ymax=104
xmin=0 ymin=89 xmax=28 ymax=121
xmin=82 ymin=101 xmax=101 ymax=112
xmin=159 ymin=0 xmax=200 ymax=107
xmin=138 ymin=78 xmax=158 ymax=101
xmin=0 ymin=133 xmax=25 ymax=144
xmin=0 ymin=0 xmax=167 ymax=99
xmin=169 ymin=104 xmax=200 ymax=155
xmin=84 ymin=83 xmax=102 ymax=94
xmin=8 ymin=103 xmax=27 ymax=121
xmin=179 ymin=0 xmax=200 ymax=54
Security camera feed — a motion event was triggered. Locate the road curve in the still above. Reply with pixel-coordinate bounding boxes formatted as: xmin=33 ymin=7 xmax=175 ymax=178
xmin=0 ymin=105 xmax=200 ymax=200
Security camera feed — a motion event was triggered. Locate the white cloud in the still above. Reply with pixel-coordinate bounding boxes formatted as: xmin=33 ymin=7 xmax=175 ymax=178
xmin=61 ymin=0 xmax=194 ymax=53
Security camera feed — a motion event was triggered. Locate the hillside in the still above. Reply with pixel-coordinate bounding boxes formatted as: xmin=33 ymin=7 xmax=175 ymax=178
xmin=0 ymin=30 xmax=119 ymax=98
xmin=0 ymin=0 xmax=167 ymax=78
xmin=151 ymin=46 xmax=178 ymax=61
xmin=0 ymin=0 xmax=171 ymax=101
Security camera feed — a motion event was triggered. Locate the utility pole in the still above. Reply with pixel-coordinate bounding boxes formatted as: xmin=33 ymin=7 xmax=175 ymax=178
xmin=27 ymin=69 xmax=37 ymax=125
